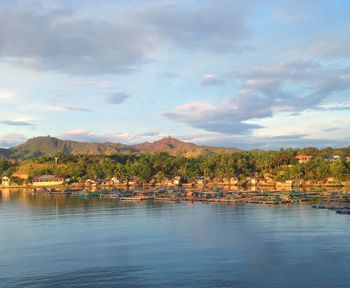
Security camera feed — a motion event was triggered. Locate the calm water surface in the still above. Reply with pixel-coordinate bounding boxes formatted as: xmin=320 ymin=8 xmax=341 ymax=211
xmin=0 ymin=189 xmax=350 ymax=288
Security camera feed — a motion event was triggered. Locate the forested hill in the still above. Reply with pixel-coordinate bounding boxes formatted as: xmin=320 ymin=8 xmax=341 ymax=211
xmin=0 ymin=136 xmax=239 ymax=159
xmin=132 ymin=137 xmax=239 ymax=156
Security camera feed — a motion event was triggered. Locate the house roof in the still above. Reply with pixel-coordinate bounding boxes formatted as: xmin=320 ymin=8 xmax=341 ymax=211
xmin=295 ymin=155 xmax=313 ymax=160
xmin=33 ymin=175 xmax=64 ymax=182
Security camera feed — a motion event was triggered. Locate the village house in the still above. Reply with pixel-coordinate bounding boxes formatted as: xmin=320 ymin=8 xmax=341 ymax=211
xmin=148 ymin=178 xmax=156 ymax=186
xmin=295 ymin=155 xmax=313 ymax=163
xmin=263 ymin=173 xmax=275 ymax=182
xmin=229 ymin=177 xmax=239 ymax=185
xmin=219 ymin=177 xmax=239 ymax=185
xmin=102 ymin=179 xmax=113 ymax=186
xmin=196 ymin=176 xmax=207 ymax=186
xmin=246 ymin=177 xmax=257 ymax=186
xmin=170 ymin=176 xmax=182 ymax=186
xmin=161 ymin=176 xmax=183 ymax=187
xmin=84 ymin=179 xmax=96 ymax=186
xmin=111 ymin=177 xmax=122 ymax=185
xmin=324 ymin=155 xmax=341 ymax=161
xmin=276 ymin=180 xmax=294 ymax=189
xmin=259 ymin=173 xmax=276 ymax=186
xmin=32 ymin=175 xmax=65 ymax=187
xmin=128 ymin=177 xmax=141 ymax=186
xmin=111 ymin=177 xmax=129 ymax=186
xmin=1 ymin=176 xmax=10 ymax=187
xmin=211 ymin=177 xmax=224 ymax=184
xmin=222 ymin=178 xmax=230 ymax=185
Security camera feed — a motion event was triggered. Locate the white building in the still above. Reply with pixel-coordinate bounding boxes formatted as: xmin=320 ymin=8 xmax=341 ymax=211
xmin=1 ymin=176 xmax=10 ymax=187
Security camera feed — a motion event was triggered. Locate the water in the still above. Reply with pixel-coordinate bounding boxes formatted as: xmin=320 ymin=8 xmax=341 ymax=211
xmin=1 ymin=190 xmax=350 ymax=287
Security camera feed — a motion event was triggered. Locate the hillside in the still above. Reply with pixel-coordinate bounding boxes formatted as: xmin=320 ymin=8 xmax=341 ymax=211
xmin=11 ymin=136 xmax=135 ymax=158
xmin=0 ymin=136 xmax=239 ymax=159
xmin=132 ymin=137 xmax=239 ymax=156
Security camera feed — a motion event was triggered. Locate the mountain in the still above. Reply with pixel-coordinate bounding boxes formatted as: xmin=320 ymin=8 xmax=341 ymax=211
xmin=132 ymin=136 xmax=238 ymax=156
xmin=11 ymin=136 xmax=135 ymax=158
xmin=0 ymin=136 xmax=239 ymax=159
xmin=132 ymin=137 xmax=199 ymax=153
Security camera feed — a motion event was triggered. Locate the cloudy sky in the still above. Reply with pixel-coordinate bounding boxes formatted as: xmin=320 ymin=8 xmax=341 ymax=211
xmin=0 ymin=0 xmax=349 ymax=149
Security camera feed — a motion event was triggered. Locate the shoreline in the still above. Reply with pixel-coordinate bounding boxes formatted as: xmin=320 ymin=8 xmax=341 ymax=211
xmin=1 ymin=182 xmax=349 ymax=190
xmin=2 ymin=186 xmax=348 ymax=206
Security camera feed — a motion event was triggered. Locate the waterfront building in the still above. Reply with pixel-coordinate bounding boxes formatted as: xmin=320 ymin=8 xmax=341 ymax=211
xmin=1 ymin=176 xmax=10 ymax=187
xmin=170 ymin=176 xmax=182 ymax=186
xmin=111 ymin=177 xmax=121 ymax=184
xmin=32 ymin=175 xmax=65 ymax=187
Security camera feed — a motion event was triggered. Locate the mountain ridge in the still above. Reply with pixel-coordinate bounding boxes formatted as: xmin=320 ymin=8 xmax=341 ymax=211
xmin=0 ymin=136 xmax=239 ymax=159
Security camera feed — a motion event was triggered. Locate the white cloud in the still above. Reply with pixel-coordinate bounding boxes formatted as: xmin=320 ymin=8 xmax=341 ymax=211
xmin=0 ymin=0 xmax=252 ymax=75
xmin=0 ymin=133 xmax=27 ymax=148
xmin=201 ymin=75 xmax=225 ymax=86
xmin=163 ymin=96 xmax=264 ymax=134
xmin=0 ymin=90 xmax=15 ymax=100
xmin=64 ymin=106 xmax=93 ymax=112
xmin=105 ymin=92 xmax=131 ymax=104
xmin=61 ymin=129 xmax=135 ymax=143
xmin=164 ymin=60 xmax=350 ymax=135
xmin=1 ymin=120 xmax=34 ymax=126
xmin=136 ymin=131 xmax=159 ymax=137
xmin=177 ymin=102 xmax=215 ymax=112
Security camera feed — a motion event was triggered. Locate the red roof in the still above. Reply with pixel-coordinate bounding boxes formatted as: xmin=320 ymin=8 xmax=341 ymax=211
xmin=295 ymin=155 xmax=313 ymax=160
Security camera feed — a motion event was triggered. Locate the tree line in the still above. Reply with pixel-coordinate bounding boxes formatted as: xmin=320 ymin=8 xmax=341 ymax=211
xmin=1 ymin=147 xmax=350 ymax=183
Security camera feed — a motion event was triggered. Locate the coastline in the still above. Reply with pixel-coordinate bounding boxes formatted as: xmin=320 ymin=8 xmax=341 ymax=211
xmin=1 ymin=181 xmax=349 ymax=191
xmin=2 ymin=185 xmax=349 ymax=207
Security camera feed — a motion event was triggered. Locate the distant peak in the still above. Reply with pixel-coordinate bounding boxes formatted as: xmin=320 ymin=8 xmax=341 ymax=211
xmin=156 ymin=137 xmax=187 ymax=144
xmin=29 ymin=135 xmax=57 ymax=140
xmin=25 ymin=136 xmax=58 ymax=142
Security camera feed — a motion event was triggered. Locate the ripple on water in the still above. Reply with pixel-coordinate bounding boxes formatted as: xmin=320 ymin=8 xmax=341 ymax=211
xmin=1 ymin=193 xmax=350 ymax=288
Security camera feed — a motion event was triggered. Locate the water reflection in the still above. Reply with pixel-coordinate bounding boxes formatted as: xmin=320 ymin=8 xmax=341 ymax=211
xmin=0 ymin=188 xmax=11 ymax=201
xmin=1 ymin=190 xmax=350 ymax=288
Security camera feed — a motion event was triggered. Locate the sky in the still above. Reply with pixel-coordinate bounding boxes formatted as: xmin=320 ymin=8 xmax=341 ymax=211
xmin=0 ymin=0 xmax=350 ymax=149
